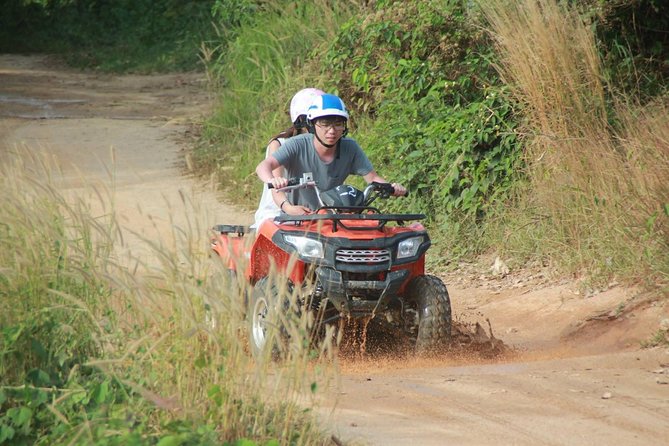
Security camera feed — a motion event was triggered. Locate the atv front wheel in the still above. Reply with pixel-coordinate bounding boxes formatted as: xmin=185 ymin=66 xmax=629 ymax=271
xmin=248 ymin=277 xmax=293 ymax=358
xmin=405 ymin=275 xmax=452 ymax=354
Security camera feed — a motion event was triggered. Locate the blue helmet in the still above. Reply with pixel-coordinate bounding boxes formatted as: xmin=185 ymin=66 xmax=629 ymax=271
xmin=306 ymin=93 xmax=349 ymax=121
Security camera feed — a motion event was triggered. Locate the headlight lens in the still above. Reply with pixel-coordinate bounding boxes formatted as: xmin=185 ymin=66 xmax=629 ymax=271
xmin=284 ymin=235 xmax=324 ymax=259
xmin=397 ymin=236 xmax=423 ymax=259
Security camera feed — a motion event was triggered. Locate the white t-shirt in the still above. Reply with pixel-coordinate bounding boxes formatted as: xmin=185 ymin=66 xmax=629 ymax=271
xmin=251 ymin=138 xmax=286 ymax=229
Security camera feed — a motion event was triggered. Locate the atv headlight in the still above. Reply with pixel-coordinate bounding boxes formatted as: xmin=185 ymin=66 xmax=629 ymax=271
xmin=397 ymin=236 xmax=424 ymax=259
xmin=284 ymin=235 xmax=324 ymax=259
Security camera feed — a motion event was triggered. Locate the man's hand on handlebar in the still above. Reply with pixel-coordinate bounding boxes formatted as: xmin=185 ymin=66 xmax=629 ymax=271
xmin=390 ymin=182 xmax=407 ymax=197
xmin=268 ymin=176 xmax=306 ymax=190
xmin=370 ymin=181 xmax=408 ymax=197
xmin=268 ymin=177 xmax=313 ymax=215
xmin=268 ymin=177 xmax=288 ymax=190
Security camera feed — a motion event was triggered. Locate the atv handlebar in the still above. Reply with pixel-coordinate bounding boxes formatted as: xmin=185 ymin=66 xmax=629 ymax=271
xmin=366 ymin=181 xmax=409 ymax=198
xmin=267 ymin=177 xmax=302 ymax=189
xmin=268 ymin=178 xmax=408 ymax=197
xmin=268 ymin=175 xmax=407 ymax=209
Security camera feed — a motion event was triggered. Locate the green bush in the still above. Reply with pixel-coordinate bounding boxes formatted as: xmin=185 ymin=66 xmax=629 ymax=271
xmin=588 ymin=0 xmax=669 ymax=100
xmin=197 ymin=1 xmax=356 ymax=203
xmin=322 ymin=0 xmax=522 ymax=227
xmin=0 ymin=0 xmax=219 ymax=72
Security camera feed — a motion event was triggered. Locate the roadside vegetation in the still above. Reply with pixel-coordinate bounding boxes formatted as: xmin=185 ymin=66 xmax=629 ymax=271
xmin=0 ymin=151 xmax=337 ymax=444
xmin=6 ymin=1 xmax=665 ymax=288
xmin=198 ymin=0 xmax=668 ymax=290
xmin=478 ymin=0 xmax=669 ymax=288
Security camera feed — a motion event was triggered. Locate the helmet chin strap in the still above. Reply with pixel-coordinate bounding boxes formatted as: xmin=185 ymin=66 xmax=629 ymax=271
xmin=313 ymin=126 xmax=348 ymax=150
xmin=314 ymin=132 xmax=338 ymax=149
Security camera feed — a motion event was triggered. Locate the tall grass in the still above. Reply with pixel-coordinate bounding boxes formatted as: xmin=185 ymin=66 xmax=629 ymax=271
xmin=0 ymin=149 xmax=337 ymax=444
xmin=196 ymin=1 xmax=357 ymax=207
xmin=0 ymin=150 xmax=115 ymax=385
xmin=478 ymin=0 xmax=669 ymax=287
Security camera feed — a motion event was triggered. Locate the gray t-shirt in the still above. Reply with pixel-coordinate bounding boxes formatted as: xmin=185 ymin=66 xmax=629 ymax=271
xmin=272 ymin=133 xmax=374 ymax=210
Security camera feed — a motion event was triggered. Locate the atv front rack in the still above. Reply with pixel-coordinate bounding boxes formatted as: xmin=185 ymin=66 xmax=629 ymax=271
xmin=213 ymin=224 xmax=250 ymax=236
xmin=276 ymin=208 xmax=425 ymax=232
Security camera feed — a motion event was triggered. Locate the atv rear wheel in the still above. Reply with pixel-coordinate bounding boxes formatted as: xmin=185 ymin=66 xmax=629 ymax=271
xmin=248 ymin=277 xmax=293 ymax=358
xmin=405 ymin=275 xmax=452 ymax=354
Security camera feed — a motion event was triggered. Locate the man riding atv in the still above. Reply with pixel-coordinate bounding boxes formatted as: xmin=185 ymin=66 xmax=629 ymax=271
xmin=212 ymin=93 xmax=451 ymax=358
xmin=255 ymin=93 xmax=406 ymax=215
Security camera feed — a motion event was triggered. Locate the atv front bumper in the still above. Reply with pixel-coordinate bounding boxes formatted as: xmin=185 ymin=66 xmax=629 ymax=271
xmin=315 ymin=267 xmax=409 ymax=316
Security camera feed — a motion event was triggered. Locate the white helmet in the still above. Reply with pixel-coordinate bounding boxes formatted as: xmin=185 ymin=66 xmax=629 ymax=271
xmin=306 ymin=93 xmax=349 ymax=121
xmin=290 ymin=88 xmax=325 ymax=124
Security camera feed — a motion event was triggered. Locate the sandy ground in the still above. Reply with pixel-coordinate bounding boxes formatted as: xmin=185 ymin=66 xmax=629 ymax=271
xmin=0 ymin=54 xmax=250 ymax=266
xmin=1 ymin=54 xmax=667 ymax=446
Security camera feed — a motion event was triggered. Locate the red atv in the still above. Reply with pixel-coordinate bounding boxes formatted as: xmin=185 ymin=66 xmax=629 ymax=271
xmin=211 ymin=174 xmax=451 ymax=356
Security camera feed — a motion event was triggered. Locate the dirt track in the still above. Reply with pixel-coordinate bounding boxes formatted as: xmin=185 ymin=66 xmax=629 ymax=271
xmin=1 ymin=54 xmax=667 ymax=446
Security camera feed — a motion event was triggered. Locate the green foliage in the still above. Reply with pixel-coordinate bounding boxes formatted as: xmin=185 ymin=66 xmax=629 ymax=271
xmin=0 ymin=190 xmax=110 ymax=386
xmin=0 ymin=371 xmax=221 ymax=445
xmin=360 ymin=86 xmax=519 ymax=219
xmin=325 ymin=1 xmax=496 ymax=111
xmin=587 ymin=0 xmax=669 ymax=99
xmin=0 ymin=0 xmax=220 ymax=72
xmin=1 ymin=310 xmax=99 ymax=389
xmin=211 ymin=0 xmax=259 ymax=37
xmin=197 ymin=1 xmax=356 ymax=204
xmin=323 ymin=0 xmax=522 ymax=229
xmin=1 ymin=152 xmax=332 ymax=445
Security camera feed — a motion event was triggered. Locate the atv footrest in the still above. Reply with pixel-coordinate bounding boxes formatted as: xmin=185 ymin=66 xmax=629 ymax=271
xmin=213 ymin=224 xmax=250 ymax=236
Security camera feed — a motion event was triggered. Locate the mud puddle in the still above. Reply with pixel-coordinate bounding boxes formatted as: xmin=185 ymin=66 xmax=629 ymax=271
xmin=335 ymin=315 xmax=511 ymax=363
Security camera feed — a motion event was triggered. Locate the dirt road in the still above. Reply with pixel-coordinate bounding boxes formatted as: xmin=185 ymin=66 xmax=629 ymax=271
xmin=0 ymin=54 xmax=250 ymax=265
xmin=1 ymin=54 xmax=667 ymax=446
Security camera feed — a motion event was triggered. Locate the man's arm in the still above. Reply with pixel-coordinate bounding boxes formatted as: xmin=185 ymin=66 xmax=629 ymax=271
xmin=267 ymin=139 xmax=284 ymax=179
xmin=362 ymin=170 xmax=386 ymax=184
xmin=255 ymin=155 xmax=289 ymax=210
xmin=255 ymin=155 xmax=312 ymax=215
xmin=256 ymin=155 xmax=282 ymax=184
